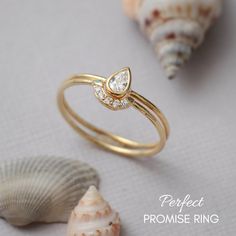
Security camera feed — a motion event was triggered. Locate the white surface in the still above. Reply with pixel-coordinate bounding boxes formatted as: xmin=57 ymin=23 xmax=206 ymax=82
xmin=0 ymin=1 xmax=235 ymax=235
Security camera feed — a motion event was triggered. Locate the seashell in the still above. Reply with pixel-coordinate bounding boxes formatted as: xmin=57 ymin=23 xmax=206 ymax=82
xmin=123 ymin=0 xmax=144 ymax=19
xmin=67 ymin=186 xmax=120 ymax=236
xmin=0 ymin=156 xmax=99 ymax=226
xmin=123 ymin=0 xmax=223 ymax=79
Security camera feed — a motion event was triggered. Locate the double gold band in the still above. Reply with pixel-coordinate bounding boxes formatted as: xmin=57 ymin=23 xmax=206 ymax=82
xmin=57 ymin=68 xmax=169 ymax=157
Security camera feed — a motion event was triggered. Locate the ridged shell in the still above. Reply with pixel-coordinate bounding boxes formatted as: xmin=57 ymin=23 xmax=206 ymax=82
xmin=67 ymin=186 xmax=120 ymax=236
xmin=0 ymin=156 xmax=99 ymax=226
xmin=123 ymin=0 xmax=223 ymax=78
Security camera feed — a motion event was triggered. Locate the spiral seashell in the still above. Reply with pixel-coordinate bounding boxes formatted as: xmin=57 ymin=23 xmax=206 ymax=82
xmin=67 ymin=186 xmax=120 ymax=236
xmin=0 ymin=156 xmax=99 ymax=226
xmin=123 ymin=0 xmax=222 ymax=78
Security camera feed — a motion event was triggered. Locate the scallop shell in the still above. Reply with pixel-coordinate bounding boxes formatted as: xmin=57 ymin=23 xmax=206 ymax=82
xmin=0 ymin=156 xmax=99 ymax=226
xmin=67 ymin=186 xmax=120 ymax=236
xmin=123 ymin=0 xmax=223 ymax=78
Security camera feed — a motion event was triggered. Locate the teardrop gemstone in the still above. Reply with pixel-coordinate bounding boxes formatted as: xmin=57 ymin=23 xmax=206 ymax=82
xmin=107 ymin=68 xmax=131 ymax=95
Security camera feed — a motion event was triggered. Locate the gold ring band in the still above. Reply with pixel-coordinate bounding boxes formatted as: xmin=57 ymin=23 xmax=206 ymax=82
xmin=57 ymin=68 xmax=170 ymax=157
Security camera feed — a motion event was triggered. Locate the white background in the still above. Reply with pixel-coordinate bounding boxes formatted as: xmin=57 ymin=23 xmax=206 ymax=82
xmin=0 ymin=0 xmax=235 ymax=235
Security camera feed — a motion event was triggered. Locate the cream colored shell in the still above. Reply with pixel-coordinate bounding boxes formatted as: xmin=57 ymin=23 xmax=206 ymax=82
xmin=123 ymin=0 xmax=222 ymax=78
xmin=0 ymin=156 xmax=99 ymax=226
xmin=67 ymin=186 xmax=120 ymax=236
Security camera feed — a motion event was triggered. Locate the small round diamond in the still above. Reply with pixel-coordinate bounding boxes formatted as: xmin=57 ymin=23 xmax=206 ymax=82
xmin=121 ymin=98 xmax=129 ymax=107
xmin=104 ymin=97 xmax=113 ymax=105
xmin=94 ymin=86 xmax=106 ymax=100
xmin=113 ymin=99 xmax=121 ymax=108
xmin=94 ymin=85 xmax=100 ymax=92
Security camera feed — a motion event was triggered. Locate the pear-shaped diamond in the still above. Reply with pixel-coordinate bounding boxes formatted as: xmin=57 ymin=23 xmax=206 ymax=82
xmin=109 ymin=72 xmax=128 ymax=93
xmin=107 ymin=68 xmax=131 ymax=95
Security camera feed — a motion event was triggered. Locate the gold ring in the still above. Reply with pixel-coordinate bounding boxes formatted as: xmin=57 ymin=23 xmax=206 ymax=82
xmin=57 ymin=67 xmax=170 ymax=157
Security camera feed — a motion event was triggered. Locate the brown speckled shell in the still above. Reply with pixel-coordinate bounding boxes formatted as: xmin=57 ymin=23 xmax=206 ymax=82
xmin=123 ymin=0 xmax=222 ymax=78
xmin=67 ymin=186 xmax=120 ymax=236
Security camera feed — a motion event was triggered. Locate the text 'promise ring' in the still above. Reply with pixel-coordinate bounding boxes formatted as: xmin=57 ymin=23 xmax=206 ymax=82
xmin=57 ymin=67 xmax=170 ymax=157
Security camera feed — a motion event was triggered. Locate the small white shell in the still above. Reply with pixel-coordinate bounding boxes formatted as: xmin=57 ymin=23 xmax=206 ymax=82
xmin=123 ymin=0 xmax=223 ymax=78
xmin=0 ymin=156 xmax=99 ymax=226
xmin=67 ymin=186 xmax=120 ymax=236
